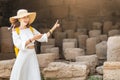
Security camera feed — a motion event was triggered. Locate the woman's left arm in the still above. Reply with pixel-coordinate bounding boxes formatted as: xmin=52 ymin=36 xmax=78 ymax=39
xmin=30 ymin=20 xmax=60 ymax=42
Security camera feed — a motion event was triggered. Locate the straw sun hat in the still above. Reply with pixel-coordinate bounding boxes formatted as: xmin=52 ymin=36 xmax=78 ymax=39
xmin=9 ymin=9 xmax=36 ymax=24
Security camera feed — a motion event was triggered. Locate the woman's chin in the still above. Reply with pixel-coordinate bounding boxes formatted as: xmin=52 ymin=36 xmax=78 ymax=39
xmin=24 ymin=23 xmax=28 ymax=26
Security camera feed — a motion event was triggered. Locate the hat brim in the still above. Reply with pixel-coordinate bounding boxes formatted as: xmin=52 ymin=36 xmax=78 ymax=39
xmin=9 ymin=12 xmax=36 ymax=24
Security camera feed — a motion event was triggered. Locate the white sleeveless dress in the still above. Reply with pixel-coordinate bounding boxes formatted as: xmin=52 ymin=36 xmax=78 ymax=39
xmin=10 ymin=28 xmax=48 ymax=80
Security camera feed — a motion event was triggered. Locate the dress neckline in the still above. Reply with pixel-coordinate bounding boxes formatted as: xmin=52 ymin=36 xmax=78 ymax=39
xmin=19 ymin=28 xmax=29 ymax=31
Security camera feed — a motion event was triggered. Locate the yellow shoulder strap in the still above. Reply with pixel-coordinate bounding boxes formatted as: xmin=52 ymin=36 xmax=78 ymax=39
xmin=14 ymin=27 xmax=20 ymax=57
xmin=14 ymin=47 xmax=19 ymax=57
xmin=15 ymin=27 xmax=20 ymax=35
xmin=29 ymin=26 xmax=34 ymax=33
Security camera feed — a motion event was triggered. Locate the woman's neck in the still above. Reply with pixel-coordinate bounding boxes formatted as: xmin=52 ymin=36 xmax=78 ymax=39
xmin=19 ymin=25 xmax=27 ymax=30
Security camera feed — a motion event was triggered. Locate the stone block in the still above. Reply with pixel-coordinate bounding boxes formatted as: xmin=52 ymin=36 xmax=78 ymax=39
xmin=89 ymin=30 xmax=101 ymax=38
xmin=65 ymin=30 xmax=74 ymax=38
xmin=63 ymin=42 xmax=76 ymax=51
xmin=41 ymin=45 xmax=54 ymax=53
xmin=96 ymin=41 xmax=107 ymax=59
xmin=37 ymin=53 xmax=56 ymax=68
xmin=63 ymin=39 xmax=77 ymax=47
xmin=108 ymin=29 xmax=120 ymax=37
xmin=96 ymin=66 xmax=103 ymax=75
xmin=103 ymin=62 xmax=120 ymax=80
xmin=103 ymin=21 xmax=113 ymax=34
xmin=45 ymin=47 xmax=59 ymax=59
xmin=78 ymin=35 xmax=88 ymax=49
xmin=76 ymin=55 xmax=98 ymax=74
xmin=107 ymin=36 xmax=120 ymax=61
xmin=0 ymin=27 xmax=14 ymax=53
xmin=92 ymin=22 xmax=102 ymax=30
xmin=64 ymin=48 xmax=85 ymax=60
xmin=99 ymin=35 xmax=108 ymax=41
xmin=76 ymin=28 xmax=87 ymax=35
xmin=1 ymin=39 xmax=14 ymax=53
xmin=43 ymin=62 xmax=89 ymax=79
xmin=0 ymin=59 xmax=15 ymax=78
xmin=86 ymin=37 xmax=100 ymax=55
xmin=41 ymin=38 xmax=55 ymax=46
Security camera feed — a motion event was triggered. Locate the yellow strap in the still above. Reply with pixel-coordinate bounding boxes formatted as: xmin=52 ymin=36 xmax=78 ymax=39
xmin=14 ymin=47 xmax=19 ymax=56
xmin=29 ymin=26 xmax=34 ymax=33
xmin=14 ymin=27 xmax=20 ymax=57
xmin=15 ymin=27 xmax=20 ymax=35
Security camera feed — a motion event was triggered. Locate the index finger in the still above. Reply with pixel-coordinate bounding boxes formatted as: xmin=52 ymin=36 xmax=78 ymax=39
xmin=55 ymin=19 xmax=59 ymax=24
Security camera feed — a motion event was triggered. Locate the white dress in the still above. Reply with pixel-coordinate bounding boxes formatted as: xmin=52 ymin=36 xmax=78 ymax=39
xmin=10 ymin=28 xmax=48 ymax=80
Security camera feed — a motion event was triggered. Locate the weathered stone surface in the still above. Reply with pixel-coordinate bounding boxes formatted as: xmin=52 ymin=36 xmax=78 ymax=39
xmin=45 ymin=47 xmax=59 ymax=59
xmin=41 ymin=45 xmax=54 ymax=53
xmin=0 ymin=78 xmax=9 ymax=80
xmin=65 ymin=30 xmax=74 ymax=38
xmin=98 ymin=59 xmax=106 ymax=65
xmin=50 ymin=6 xmax=68 ymax=18
xmin=99 ymin=35 xmax=108 ymax=41
xmin=86 ymin=37 xmax=100 ymax=55
xmin=76 ymin=28 xmax=87 ymax=35
xmin=0 ymin=53 xmax=15 ymax=60
xmin=96 ymin=66 xmax=103 ymax=75
xmin=64 ymin=48 xmax=85 ymax=60
xmin=108 ymin=29 xmax=120 ymax=37
xmin=0 ymin=16 xmax=3 ymax=25
xmin=107 ymin=36 xmax=120 ymax=61
xmin=0 ymin=27 xmax=12 ymax=39
xmin=78 ymin=35 xmax=88 ymax=49
xmin=89 ymin=30 xmax=101 ymax=38
xmin=43 ymin=62 xmax=89 ymax=79
xmin=111 ymin=23 xmax=120 ymax=30
xmin=76 ymin=55 xmax=98 ymax=74
xmin=43 ymin=62 xmax=71 ymax=78
xmin=96 ymin=41 xmax=107 ymax=59
xmin=103 ymin=21 xmax=113 ymax=34
xmin=46 ymin=0 xmax=64 ymax=6
xmin=76 ymin=55 xmax=98 ymax=67
xmin=58 ymin=77 xmax=86 ymax=80
xmin=45 ymin=77 xmax=86 ymax=80
xmin=63 ymin=39 xmax=77 ymax=48
xmin=37 ymin=53 xmax=56 ymax=68
xmin=0 ymin=59 xmax=15 ymax=78
xmin=74 ymin=32 xmax=81 ymax=38
xmin=92 ymin=22 xmax=102 ymax=30
xmin=70 ymin=62 xmax=90 ymax=68
xmin=62 ymin=20 xmax=77 ymax=31
xmin=103 ymin=62 xmax=120 ymax=80
xmin=63 ymin=42 xmax=76 ymax=52
xmin=0 ymin=27 xmax=14 ymax=53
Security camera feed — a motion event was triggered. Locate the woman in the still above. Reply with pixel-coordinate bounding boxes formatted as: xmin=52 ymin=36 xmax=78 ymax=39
xmin=9 ymin=9 xmax=60 ymax=80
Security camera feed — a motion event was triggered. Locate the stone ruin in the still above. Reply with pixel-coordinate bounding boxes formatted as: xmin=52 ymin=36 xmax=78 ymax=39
xmin=1 ymin=20 xmax=120 ymax=80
